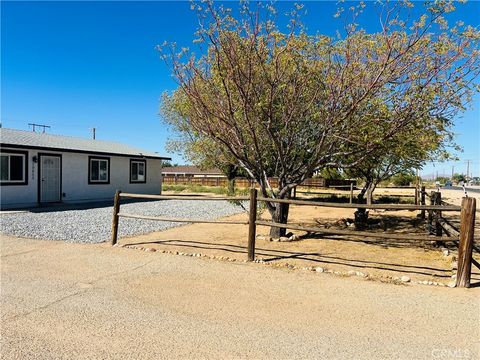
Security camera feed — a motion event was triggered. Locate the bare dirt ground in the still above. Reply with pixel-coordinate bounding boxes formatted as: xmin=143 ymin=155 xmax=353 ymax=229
xmin=1 ymin=235 xmax=479 ymax=359
xmin=118 ymin=187 xmax=480 ymax=286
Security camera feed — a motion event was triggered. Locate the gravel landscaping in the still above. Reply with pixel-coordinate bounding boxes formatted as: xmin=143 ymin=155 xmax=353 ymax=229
xmin=0 ymin=200 xmax=246 ymax=243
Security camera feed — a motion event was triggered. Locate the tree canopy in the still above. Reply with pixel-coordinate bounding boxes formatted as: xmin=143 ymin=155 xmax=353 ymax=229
xmin=160 ymin=0 xmax=479 ymax=236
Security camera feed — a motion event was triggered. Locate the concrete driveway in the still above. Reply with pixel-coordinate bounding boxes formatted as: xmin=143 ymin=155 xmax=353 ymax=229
xmin=1 ymin=235 xmax=479 ymax=359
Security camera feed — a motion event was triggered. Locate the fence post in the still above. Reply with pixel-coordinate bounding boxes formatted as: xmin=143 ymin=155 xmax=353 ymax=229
xmin=293 ymin=186 xmax=297 ymax=199
xmin=349 ymin=183 xmax=354 ymax=204
xmin=456 ymin=197 xmax=476 ymax=288
xmin=247 ymin=188 xmax=258 ymax=261
xmin=111 ymin=190 xmax=122 ymax=246
xmin=434 ymin=191 xmax=442 ymax=237
xmin=414 ymin=186 xmax=419 ymax=205
xmin=420 ymin=186 xmax=426 ymax=219
xmin=427 ymin=191 xmax=435 ymax=234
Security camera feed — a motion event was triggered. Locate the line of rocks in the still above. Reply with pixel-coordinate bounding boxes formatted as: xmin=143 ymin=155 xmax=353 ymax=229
xmin=114 ymin=243 xmax=455 ymax=287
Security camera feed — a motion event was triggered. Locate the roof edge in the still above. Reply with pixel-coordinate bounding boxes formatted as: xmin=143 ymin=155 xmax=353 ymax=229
xmin=0 ymin=143 xmax=171 ymax=161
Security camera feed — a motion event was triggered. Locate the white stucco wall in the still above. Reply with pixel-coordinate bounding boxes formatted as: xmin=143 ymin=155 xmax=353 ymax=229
xmin=0 ymin=147 xmax=163 ymax=209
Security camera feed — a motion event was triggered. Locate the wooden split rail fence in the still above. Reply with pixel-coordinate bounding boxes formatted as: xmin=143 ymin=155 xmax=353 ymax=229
xmin=111 ymin=189 xmax=476 ymax=288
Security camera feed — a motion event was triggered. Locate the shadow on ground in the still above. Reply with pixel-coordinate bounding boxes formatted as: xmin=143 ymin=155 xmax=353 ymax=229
xmin=122 ymin=237 xmax=480 ymax=283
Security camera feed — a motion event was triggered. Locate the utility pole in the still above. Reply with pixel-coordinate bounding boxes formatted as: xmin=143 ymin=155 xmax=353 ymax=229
xmin=466 ymin=160 xmax=470 ymax=180
xmin=92 ymin=127 xmax=96 ymax=140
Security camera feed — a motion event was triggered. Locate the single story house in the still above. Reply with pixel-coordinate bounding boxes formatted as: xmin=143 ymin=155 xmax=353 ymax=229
xmin=0 ymin=128 xmax=170 ymax=209
xmin=162 ymin=166 xmax=224 ymax=178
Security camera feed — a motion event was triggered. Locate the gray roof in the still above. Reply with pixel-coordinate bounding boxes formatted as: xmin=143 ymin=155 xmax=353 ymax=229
xmin=0 ymin=128 xmax=170 ymax=160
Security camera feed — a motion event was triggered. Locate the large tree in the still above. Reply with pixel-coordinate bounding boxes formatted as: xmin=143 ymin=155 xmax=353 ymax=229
xmin=160 ymin=0 xmax=479 ymax=237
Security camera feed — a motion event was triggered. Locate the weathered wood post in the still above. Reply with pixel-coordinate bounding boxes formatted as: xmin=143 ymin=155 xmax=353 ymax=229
xmin=434 ymin=191 xmax=442 ymax=237
xmin=427 ymin=191 xmax=435 ymax=234
xmin=349 ymin=183 xmax=354 ymax=204
xmin=293 ymin=186 xmax=297 ymax=199
xmin=414 ymin=186 xmax=419 ymax=205
xmin=111 ymin=190 xmax=122 ymax=246
xmin=420 ymin=186 xmax=426 ymax=219
xmin=247 ymin=188 xmax=258 ymax=261
xmin=456 ymin=197 xmax=476 ymax=288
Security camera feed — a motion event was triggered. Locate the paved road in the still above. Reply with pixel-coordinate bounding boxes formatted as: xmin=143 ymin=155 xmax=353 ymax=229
xmin=1 ymin=235 xmax=479 ymax=360
xmin=448 ymin=186 xmax=480 ymax=194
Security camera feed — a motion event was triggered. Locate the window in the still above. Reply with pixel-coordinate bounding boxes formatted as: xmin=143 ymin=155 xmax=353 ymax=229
xmin=130 ymin=159 xmax=146 ymax=183
xmin=88 ymin=156 xmax=110 ymax=184
xmin=0 ymin=151 xmax=28 ymax=185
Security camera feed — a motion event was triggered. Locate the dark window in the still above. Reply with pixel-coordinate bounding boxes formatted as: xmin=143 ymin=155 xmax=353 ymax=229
xmin=89 ymin=157 xmax=110 ymax=184
xmin=10 ymin=156 xmax=24 ymax=180
xmin=0 ymin=152 xmax=27 ymax=184
xmin=130 ymin=160 xmax=146 ymax=183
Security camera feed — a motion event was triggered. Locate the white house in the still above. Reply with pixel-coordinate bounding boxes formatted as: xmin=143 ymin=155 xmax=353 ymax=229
xmin=0 ymin=128 xmax=170 ymax=209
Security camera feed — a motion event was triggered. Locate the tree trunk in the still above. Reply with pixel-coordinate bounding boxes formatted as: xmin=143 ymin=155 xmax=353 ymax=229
xmin=224 ymin=165 xmax=237 ymax=196
xmin=267 ymin=186 xmax=292 ymax=238
xmin=269 ymin=202 xmax=290 ymax=238
xmin=227 ymin=177 xmax=235 ymax=196
xmin=355 ymin=180 xmax=373 ymax=230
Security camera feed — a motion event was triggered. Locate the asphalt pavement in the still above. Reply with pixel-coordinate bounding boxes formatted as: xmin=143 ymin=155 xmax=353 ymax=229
xmin=1 ymin=235 xmax=479 ymax=360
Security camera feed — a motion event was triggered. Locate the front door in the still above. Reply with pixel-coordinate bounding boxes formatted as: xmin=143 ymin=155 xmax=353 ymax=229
xmin=39 ymin=155 xmax=61 ymax=203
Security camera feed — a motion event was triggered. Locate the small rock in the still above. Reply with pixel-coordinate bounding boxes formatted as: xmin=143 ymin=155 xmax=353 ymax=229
xmin=256 ymin=235 xmax=265 ymax=241
xmin=447 ymin=281 xmax=456 ymax=288
xmin=279 ymin=236 xmax=290 ymax=242
xmin=451 ymin=261 xmax=458 ymax=269
xmin=428 ymin=281 xmax=434 ymax=285
xmin=451 ymin=274 xmax=457 ymax=279
xmin=288 ymin=234 xmax=300 ymax=241
xmin=441 ymin=248 xmax=450 ymax=257
xmin=356 ymin=271 xmax=366 ymax=277
xmin=315 ymin=267 xmax=324 ymax=273
xmin=400 ymin=276 xmax=411 ymax=283
xmin=145 ymin=248 xmax=156 ymax=252
xmin=347 ymin=270 xmax=356 ymax=276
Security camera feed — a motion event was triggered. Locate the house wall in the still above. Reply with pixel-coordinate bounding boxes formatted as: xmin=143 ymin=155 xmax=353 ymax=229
xmin=0 ymin=147 xmax=163 ymax=209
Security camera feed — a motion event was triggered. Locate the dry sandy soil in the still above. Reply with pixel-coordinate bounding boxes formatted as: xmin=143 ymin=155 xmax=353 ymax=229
xmin=1 ymin=235 xmax=479 ymax=359
xmin=119 ymin=187 xmax=480 ymax=286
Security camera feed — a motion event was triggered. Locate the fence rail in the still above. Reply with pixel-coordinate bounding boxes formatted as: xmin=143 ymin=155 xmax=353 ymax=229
xmin=255 ymin=196 xmax=461 ymax=211
xmin=111 ymin=188 xmax=476 ymax=288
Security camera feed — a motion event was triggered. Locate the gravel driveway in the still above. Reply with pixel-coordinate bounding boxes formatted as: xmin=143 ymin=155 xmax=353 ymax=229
xmin=0 ymin=200 xmax=246 ymax=243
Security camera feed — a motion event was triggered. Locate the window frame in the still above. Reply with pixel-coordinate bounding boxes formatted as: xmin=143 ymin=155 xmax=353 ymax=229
xmin=129 ymin=159 xmax=147 ymax=184
xmin=0 ymin=149 xmax=28 ymax=186
xmin=88 ymin=156 xmax=110 ymax=185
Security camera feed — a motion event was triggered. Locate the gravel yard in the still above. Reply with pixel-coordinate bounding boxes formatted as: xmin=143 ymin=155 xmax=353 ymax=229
xmin=0 ymin=200 xmax=246 ymax=243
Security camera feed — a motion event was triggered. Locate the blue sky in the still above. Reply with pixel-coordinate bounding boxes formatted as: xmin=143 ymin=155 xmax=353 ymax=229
xmin=2 ymin=1 xmax=479 ymax=178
